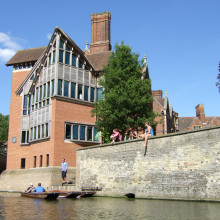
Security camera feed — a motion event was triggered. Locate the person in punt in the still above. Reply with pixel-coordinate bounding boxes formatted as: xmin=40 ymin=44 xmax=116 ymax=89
xmin=33 ymin=183 xmax=46 ymax=193
xmin=26 ymin=183 xmax=35 ymax=193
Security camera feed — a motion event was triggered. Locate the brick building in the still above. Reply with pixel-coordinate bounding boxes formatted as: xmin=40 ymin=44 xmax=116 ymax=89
xmin=6 ymin=12 xmax=115 ymax=170
xmin=178 ymin=104 xmax=220 ymax=131
xmin=6 ymin=11 xmax=178 ymax=174
xmin=152 ymin=90 xmax=178 ymax=135
xmin=6 ymin=11 xmax=154 ymax=172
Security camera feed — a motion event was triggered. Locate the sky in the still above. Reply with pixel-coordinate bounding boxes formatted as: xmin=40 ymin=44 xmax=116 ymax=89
xmin=0 ymin=0 xmax=219 ymax=117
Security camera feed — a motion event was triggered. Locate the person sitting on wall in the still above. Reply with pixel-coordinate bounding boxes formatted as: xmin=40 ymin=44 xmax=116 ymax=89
xmin=33 ymin=183 xmax=46 ymax=193
xmin=26 ymin=183 xmax=35 ymax=193
xmin=130 ymin=129 xmax=138 ymax=139
xmin=139 ymin=121 xmax=154 ymax=149
xmin=110 ymin=129 xmax=121 ymax=144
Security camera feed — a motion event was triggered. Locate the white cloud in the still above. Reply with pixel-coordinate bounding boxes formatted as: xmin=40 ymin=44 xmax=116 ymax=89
xmin=0 ymin=48 xmax=17 ymax=62
xmin=47 ymin=33 xmax=52 ymax=40
xmin=0 ymin=32 xmax=23 ymax=63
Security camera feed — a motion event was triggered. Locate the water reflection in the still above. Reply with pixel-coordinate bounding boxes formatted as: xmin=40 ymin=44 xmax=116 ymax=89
xmin=0 ymin=192 xmax=220 ymax=220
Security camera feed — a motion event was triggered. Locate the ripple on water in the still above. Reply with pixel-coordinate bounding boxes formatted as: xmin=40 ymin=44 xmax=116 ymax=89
xmin=0 ymin=193 xmax=220 ymax=220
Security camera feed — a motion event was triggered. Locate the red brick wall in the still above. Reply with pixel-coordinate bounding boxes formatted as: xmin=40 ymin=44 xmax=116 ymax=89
xmin=90 ymin=11 xmax=111 ymax=54
xmin=7 ymin=70 xmax=30 ymax=169
xmin=51 ymin=99 xmax=96 ymax=167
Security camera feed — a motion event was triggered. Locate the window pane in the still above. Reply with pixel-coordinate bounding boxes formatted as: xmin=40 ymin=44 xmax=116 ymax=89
xmin=52 ymin=51 xmax=56 ymax=64
xmin=84 ymin=86 xmax=88 ymax=101
xmin=32 ymin=92 xmax=35 ymax=104
xmin=90 ymin=87 xmax=94 ymax=102
xmin=27 ymin=131 xmax=29 ymax=142
xmin=49 ymin=54 xmax=51 ymax=65
xmin=40 ymin=155 xmax=43 ymax=167
xmin=60 ymin=39 xmax=64 ymax=49
xmin=73 ymin=125 xmax=78 ymax=140
xmin=43 ymin=84 xmax=46 ymax=99
xmin=36 ymin=88 xmax=39 ymax=102
xmin=64 ymin=81 xmax=69 ymax=97
xmin=23 ymin=95 xmax=28 ymax=108
xmin=40 ymin=86 xmax=42 ymax=100
xmin=58 ymin=79 xmax=62 ymax=95
xmin=65 ymin=52 xmax=70 ymax=65
xmin=38 ymin=125 xmax=41 ymax=139
xmin=94 ymin=127 xmax=99 ymax=141
xmin=52 ymin=80 xmax=54 ymax=95
xmin=42 ymin=124 xmax=45 ymax=138
xmin=46 ymin=123 xmax=49 ymax=137
xmin=21 ymin=158 xmax=25 ymax=169
xmin=87 ymin=127 xmax=92 ymax=141
xmin=66 ymin=124 xmax=71 ymax=139
xmin=59 ymin=50 xmax=63 ymax=63
xmin=66 ymin=44 xmax=70 ymax=51
xmin=80 ymin=126 xmax=85 ymax=140
xmin=78 ymin=60 xmax=83 ymax=68
xmin=34 ymin=156 xmax=36 ymax=168
xmin=97 ymin=88 xmax=103 ymax=101
xmin=72 ymin=54 xmax=76 ymax=66
xmin=78 ymin=84 xmax=82 ymax=99
xmin=47 ymin=82 xmax=50 ymax=97
xmin=21 ymin=131 xmax=26 ymax=143
xmin=30 ymin=128 xmax=33 ymax=140
xmin=34 ymin=127 xmax=36 ymax=139
xmin=23 ymin=110 xmax=27 ymax=115
xmin=46 ymin=154 xmax=49 ymax=167
xmin=71 ymin=82 xmax=76 ymax=98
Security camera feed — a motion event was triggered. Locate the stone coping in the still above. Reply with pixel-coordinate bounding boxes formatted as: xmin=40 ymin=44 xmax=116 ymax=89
xmin=77 ymin=125 xmax=220 ymax=151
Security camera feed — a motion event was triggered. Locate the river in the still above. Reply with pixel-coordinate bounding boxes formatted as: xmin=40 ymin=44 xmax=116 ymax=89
xmin=0 ymin=192 xmax=220 ymax=220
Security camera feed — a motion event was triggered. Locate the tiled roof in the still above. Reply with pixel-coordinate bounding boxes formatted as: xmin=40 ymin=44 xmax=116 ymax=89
xmin=178 ymin=117 xmax=196 ymax=131
xmin=6 ymin=47 xmax=47 ymax=66
xmin=178 ymin=116 xmax=220 ymax=131
xmin=86 ymin=51 xmax=113 ymax=71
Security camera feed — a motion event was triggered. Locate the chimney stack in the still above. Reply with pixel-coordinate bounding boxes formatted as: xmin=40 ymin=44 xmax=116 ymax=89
xmin=196 ymin=104 xmax=205 ymax=122
xmin=90 ymin=11 xmax=111 ymax=54
xmin=152 ymin=90 xmax=163 ymax=99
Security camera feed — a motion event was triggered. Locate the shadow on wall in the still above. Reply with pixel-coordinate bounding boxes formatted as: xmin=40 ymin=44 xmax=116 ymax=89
xmin=0 ymin=154 xmax=7 ymax=174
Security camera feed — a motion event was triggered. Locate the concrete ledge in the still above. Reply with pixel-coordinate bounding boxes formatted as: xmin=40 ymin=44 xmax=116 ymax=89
xmin=0 ymin=167 xmax=76 ymax=192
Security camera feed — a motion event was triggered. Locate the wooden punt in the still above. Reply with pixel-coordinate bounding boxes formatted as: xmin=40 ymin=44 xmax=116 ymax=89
xmin=50 ymin=190 xmax=96 ymax=198
xmin=79 ymin=191 xmax=96 ymax=197
xmin=52 ymin=190 xmax=82 ymax=198
xmin=21 ymin=192 xmax=60 ymax=199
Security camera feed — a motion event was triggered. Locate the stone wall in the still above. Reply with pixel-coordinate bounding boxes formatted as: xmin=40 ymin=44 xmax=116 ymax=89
xmin=0 ymin=167 xmax=76 ymax=192
xmin=76 ymin=126 xmax=220 ymax=201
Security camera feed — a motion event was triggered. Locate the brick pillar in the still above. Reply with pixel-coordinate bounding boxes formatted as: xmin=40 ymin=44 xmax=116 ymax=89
xmin=196 ymin=104 xmax=205 ymax=122
xmin=90 ymin=11 xmax=111 ymax=54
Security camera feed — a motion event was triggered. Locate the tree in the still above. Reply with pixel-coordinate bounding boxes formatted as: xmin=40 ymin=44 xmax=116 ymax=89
xmin=217 ymin=61 xmax=220 ymax=92
xmin=92 ymin=42 xmax=156 ymax=143
xmin=0 ymin=113 xmax=9 ymax=145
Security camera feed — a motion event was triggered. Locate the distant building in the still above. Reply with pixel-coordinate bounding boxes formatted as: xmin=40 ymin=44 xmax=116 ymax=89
xmin=178 ymin=104 xmax=220 ymax=131
xmin=152 ymin=90 xmax=178 ymax=135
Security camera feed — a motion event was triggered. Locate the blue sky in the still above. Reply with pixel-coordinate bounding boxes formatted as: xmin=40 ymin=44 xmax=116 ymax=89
xmin=0 ymin=0 xmax=219 ymax=117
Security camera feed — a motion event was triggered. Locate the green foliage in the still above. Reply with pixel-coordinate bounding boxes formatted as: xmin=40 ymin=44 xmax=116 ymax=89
xmin=0 ymin=113 xmax=9 ymax=145
xmin=92 ymin=42 xmax=156 ymax=142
